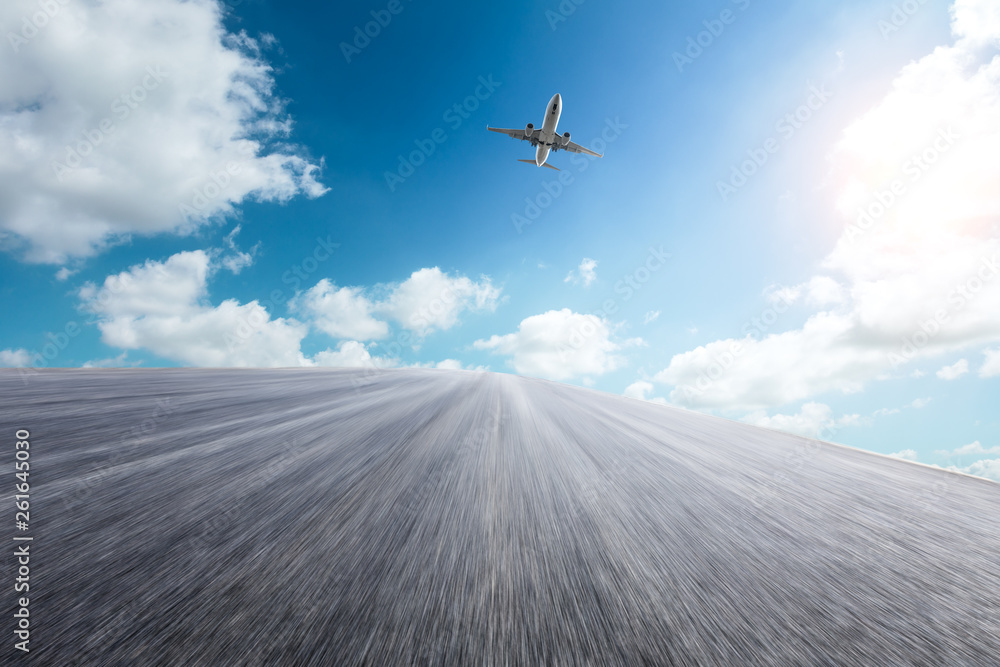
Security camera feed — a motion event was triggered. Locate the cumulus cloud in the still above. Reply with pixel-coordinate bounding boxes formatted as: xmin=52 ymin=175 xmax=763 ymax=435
xmin=293 ymin=267 xmax=501 ymax=344
xmin=0 ymin=348 xmax=31 ymax=367
xmin=936 ymin=358 xmax=969 ymax=380
xmin=565 ymin=258 xmax=598 ymax=287
xmin=377 ymin=267 xmax=501 ymax=337
xmin=219 ymin=225 xmax=260 ymax=275
xmin=80 ymin=250 xmax=312 ymax=367
xmin=81 ymin=352 xmax=138 ymax=368
xmin=409 ymin=358 xmax=483 ymax=371
xmin=624 ymin=380 xmax=667 ymax=404
xmin=802 ymin=276 xmax=847 ymax=307
xmin=313 ymin=341 xmax=397 ymax=369
xmin=294 ymin=280 xmax=389 ymax=341
xmin=474 ymin=308 xmax=638 ymax=381
xmin=934 ymin=440 xmax=1000 ymax=482
xmin=980 ymin=347 xmax=1000 ymax=377
xmin=741 ymin=402 xmax=864 ymax=439
xmin=950 ymin=0 xmax=1000 ymax=47
xmin=0 ymin=0 xmax=326 ymax=263
xmin=875 ymin=395 xmax=939 ymax=417
xmin=946 ymin=458 xmax=1000 ymax=482
xmin=889 ymin=449 xmax=919 ymax=461
xmin=655 ymin=313 xmax=887 ymax=411
xmin=765 ymin=284 xmax=801 ymax=306
xmin=77 ymin=252 xmax=499 ymax=366
xmin=764 ymin=278 xmax=847 ymax=308
xmin=429 ymin=359 xmax=465 ymax=370
xmin=937 ymin=440 xmax=1000 ymax=457
xmin=653 ymin=0 xmax=1000 ymax=411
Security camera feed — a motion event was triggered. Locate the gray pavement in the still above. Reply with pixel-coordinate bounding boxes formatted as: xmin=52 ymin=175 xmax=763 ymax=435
xmin=2 ymin=367 xmax=999 ymax=665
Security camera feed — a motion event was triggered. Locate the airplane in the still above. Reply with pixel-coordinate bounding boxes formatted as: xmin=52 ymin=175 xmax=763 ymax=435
xmin=487 ymin=94 xmax=603 ymax=171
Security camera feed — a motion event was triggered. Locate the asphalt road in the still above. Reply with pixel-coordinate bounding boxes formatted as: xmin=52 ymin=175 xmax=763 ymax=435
xmin=2 ymin=368 xmax=999 ymax=666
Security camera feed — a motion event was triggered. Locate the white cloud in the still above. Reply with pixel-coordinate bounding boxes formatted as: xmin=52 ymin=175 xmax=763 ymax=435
xmin=313 ymin=341 xmax=397 ymax=369
xmin=834 ymin=50 xmax=845 ymax=74
xmin=81 ymin=352 xmax=137 ymax=368
xmin=220 ymin=225 xmax=259 ymax=275
xmin=474 ymin=308 xmax=636 ymax=381
xmin=75 ymin=255 xmax=500 ymax=368
xmin=741 ymin=402 xmax=863 ymax=439
xmin=655 ymin=313 xmax=887 ymax=411
xmin=623 ymin=380 xmax=667 ymax=404
xmin=0 ymin=0 xmax=326 ymax=264
xmin=80 ymin=252 xmax=209 ymax=319
xmin=889 ymin=449 xmax=919 ymax=461
xmin=0 ymin=348 xmax=31 ymax=367
xmin=293 ymin=268 xmax=501 ymax=344
xmin=765 ymin=278 xmax=846 ymax=308
xmin=958 ymin=441 xmax=1000 ymax=455
xmin=624 ymin=380 xmax=653 ymax=399
xmin=652 ymin=3 xmax=1000 ymax=411
xmin=946 ymin=458 xmax=1000 ymax=482
xmin=876 ymin=394 xmax=940 ymax=416
xmin=643 ymin=310 xmax=660 ymax=325
xmin=765 ymin=284 xmax=801 ymax=306
xmin=938 ymin=440 xmax=1000 ymax=456
xmin=294 ymin=280 xmax=389 ymax=341
xmin=80 ymin=250 xmax=312 ymax=367
xmin=408 ymin=358 xmax=481 ymax=371
xmin=936 ymin=358 xmax=969 ymax=380
xmin=55 ymin=267 xmax=76 ymax=281
xmin=430 ymin=358 xmax=464 ymax=370
xmin=980 ymin=347 xmax=1000 ymax=377
xmin=802 ymin=276 xmax=847 ymax=307
xmin=565 ymin=258 xmax=598 ymax=287
xmin=950 ymin=0 xmax=1000 ymax=47
xmin=378 ymin=267 xmax=501 ymax=337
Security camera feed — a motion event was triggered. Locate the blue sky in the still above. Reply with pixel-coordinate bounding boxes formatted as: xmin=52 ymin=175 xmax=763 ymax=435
xmin=2 ymin=0 xmax=999 ymax=480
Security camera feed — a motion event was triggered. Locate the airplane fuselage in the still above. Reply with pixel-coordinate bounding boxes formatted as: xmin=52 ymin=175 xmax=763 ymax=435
xmin=486 ymin=93 xmax=602 ymax=169
xmin=535 ymin=93 xmax=562 ymax=166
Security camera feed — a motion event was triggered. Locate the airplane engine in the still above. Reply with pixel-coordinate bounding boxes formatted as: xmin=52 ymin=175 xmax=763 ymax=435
xmin=560 ymin=131 xmax=571 ymax=147
xmin=525 ymin=123 xmax=535 ymax=139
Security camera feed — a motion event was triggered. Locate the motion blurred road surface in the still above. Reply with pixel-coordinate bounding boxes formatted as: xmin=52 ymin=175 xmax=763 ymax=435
xmin=2 ymin=368 xmax=999 ymax=665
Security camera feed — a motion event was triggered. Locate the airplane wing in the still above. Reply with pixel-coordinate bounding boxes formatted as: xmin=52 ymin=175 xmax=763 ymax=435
xmin=487 ymin=126 xmax=539 ymax=147
xmin=487 ymin=125 xmax=602 ymax=157
xmin=555 ymin=140 xmax=603 ymax=158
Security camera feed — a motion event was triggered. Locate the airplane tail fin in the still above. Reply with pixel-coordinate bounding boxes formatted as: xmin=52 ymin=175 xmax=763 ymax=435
xmin=517 ymin=159 xmax=560 ymax=171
